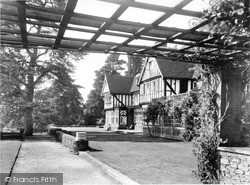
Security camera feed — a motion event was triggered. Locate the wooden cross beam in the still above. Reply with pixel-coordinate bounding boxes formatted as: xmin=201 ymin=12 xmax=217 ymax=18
xmin=17 ymin=1 xmax=28 ymax=48
xmin=53 ymin=0 xmax=78 ymax=49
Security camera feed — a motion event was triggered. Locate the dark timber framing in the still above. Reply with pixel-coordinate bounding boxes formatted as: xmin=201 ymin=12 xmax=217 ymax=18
xmin=114 ymin=95 xmax=126 ymax=107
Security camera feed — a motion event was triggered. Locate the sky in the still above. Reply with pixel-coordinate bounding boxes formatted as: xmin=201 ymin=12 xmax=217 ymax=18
xmin=72 ymin=53 xmax=108 ymax=102
xmin=72 ymin=53 xmax=128 ymax=102
xmin=70 ymin=0 xmax=208 ymax=102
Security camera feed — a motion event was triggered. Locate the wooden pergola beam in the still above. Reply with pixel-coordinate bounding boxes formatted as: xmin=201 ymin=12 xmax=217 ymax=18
xmin=0 ymin=0 xmax=249 ymax=64
xmin=109 ymin=0 xmax=193 ymax=52
xmin=99 ymin=0 xmax=202 ymax=18
xmin=53 ymin=0 xmax=78 ymax=49
xmin=83 ymin=3 xmax=130 ymax=48
xmin=17 ymin=0 xmax=28 ymax=48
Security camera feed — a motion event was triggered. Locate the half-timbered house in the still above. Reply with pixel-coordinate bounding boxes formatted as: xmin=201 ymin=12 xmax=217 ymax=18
xmin=101 ymin=75 xmax=134 ymax=130
xmin=101 ymin=57 xmax=195 ymax=131
xmin=139 ymin=57 xmax=195 ymax=106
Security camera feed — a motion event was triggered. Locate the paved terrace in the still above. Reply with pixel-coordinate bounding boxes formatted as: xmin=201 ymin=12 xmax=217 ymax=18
xmin=62 ymin=127 xmax=200 ymax=184
xmin=1 ymin=128 xmax=200 ymax=184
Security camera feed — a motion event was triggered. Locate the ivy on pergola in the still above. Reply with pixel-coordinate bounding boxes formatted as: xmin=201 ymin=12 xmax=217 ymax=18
xmin=1 ymin=0 xmax=249 ymax=64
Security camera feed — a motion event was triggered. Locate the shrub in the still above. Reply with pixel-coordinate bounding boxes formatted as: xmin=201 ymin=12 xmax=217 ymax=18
xmin=193 ymin=130 xmax=220 ymax=184
xmin=143 ymin=100 xmax=166 ymax=135
xmin=191 ymin=65 xmax=222 ymax=184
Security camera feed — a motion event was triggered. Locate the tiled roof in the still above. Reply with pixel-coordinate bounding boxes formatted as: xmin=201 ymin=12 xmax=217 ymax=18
xmin=105 ymin=75 xmax=134 ymax=94
xmin=156 ymin=58 xmax=194 ymax=79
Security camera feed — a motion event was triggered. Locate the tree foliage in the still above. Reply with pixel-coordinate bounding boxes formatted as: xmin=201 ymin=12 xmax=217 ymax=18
xmin=0 ymin=0 xmax=85 ymax=135
xmin=33 ymin=75 xmax=84 ymax=132
xmin=84 ymin=54 xmax=126 ymax=125
xmin=204 ymin=0 xmax=250 ymax=42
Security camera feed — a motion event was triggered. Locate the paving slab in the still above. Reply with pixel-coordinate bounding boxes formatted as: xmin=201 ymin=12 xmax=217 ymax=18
xmin=0 ymin=139 xmax=22 ymax=174
xmin=10 ymin=134 xmax=121 ymax=185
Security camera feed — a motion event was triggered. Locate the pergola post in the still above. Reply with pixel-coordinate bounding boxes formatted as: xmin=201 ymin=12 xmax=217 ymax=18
xmin=220 ymin=67 xmax=243 ymax=146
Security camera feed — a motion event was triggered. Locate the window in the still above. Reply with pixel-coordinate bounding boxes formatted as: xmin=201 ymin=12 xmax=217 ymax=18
xmin=152 ymin=80 xmax=156 ymax=92
xmin=105 ymin=94 xmax=112 ymax=103
xmin=155 ymin=79 xmax=159 ymax=92
xmin=112 ymin=112 xmax=115 ymax=124
xmin=147 ymin=82 xmax=150 ymax=94
xmin=114 ymin=110 xmax=119 ymax=124
xmin=180 ymin=79 xmax=189 ymax=94
xmin=106 ymin=111 xmax=114 ymax=124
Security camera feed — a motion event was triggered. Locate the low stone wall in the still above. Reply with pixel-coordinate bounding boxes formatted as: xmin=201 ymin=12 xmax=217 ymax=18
xmin=219 ymin=147 xmax=250 ymax=184
xmin=48 ymin=129 xmax=89 ymax=153
xmin=56 ymin=131 xmax=76 ymax=150
xmin=142 ymin=126 xmax=184 ymax=140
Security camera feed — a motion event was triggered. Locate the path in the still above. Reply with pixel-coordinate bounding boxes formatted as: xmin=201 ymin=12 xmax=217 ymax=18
xmin=0 ymin=140 xmax=22 ymax=174
xmin=9 ymin=134 xmax=120 ymax=185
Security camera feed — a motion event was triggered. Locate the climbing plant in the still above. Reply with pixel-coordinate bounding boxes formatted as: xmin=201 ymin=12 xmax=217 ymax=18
xmin=142 ymin=64 xmax=224 ymax=183
xmin=192 ymin=65 xmax=222 ymax=184
xmin=144 ymin=0 xmax=249 ymax=184
xmin=143 ymin=100 xmax=166 ymax=135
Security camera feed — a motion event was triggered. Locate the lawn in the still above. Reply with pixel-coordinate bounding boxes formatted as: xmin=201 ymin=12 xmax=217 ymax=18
xmin=86 ymin=132 xmax=200 ymax=184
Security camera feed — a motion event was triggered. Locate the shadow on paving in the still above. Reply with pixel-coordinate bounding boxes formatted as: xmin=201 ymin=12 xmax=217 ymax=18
xmin=1 ymin=133 xmax=23 ymax=140
xmin=84 ymin=132 xmax=181 ymax=143
xmin=23 ymin=133 xmax=56 ymax=142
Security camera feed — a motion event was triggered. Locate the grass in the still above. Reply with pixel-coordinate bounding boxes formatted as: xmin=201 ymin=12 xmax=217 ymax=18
xmin=85 ymin=132 xmax=200 ymax=184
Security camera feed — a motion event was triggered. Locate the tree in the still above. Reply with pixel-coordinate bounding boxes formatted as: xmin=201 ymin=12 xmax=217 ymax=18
xmin=0 ymin=0 xmax=85 ymax=135
xmin=126 ymin=55 xmax=145 ymax=77
xmin=33 ymin=74 xmax=84 ymax=131
xmin=84 ymin=54 xmax=126 ymax=125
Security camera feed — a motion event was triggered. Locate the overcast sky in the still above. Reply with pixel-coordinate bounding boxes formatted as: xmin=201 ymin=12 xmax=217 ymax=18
xmin=72 ymin=53 xmax=128 ymax=102
xmin=72 ymin=53 xmax=107 ymax=102
xmin=70 ymin=0 xmax=207 ymax=102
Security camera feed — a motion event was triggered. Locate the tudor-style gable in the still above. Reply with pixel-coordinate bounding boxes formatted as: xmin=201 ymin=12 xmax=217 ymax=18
xmin=139 ymin=57 xmax=195 ymax=104
xmin=139 ymin=58 xmax=161 ymax=83
xmin=101 ymin=74 xmax=134 ymax=109
xmin=101 ymin=57 xmax=195 ymax=131
xmin=101 ymin=74 xmax=138 ymax=130
xmin=101 ymin=75 xmax=110 ymax=95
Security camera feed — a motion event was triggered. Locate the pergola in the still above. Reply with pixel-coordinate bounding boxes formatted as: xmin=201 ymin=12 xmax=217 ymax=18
xmin=1 ymin=0 xmax=249 ymax=64
xmin=0 ymin=0 xmax=249 ymax=145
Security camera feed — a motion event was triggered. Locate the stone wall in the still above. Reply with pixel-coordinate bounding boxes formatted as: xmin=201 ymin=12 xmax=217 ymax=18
xmin=56 ymin=131 xmax=76 ymax=150
xmin=219 ymin=147 xmax=250 ymax=184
